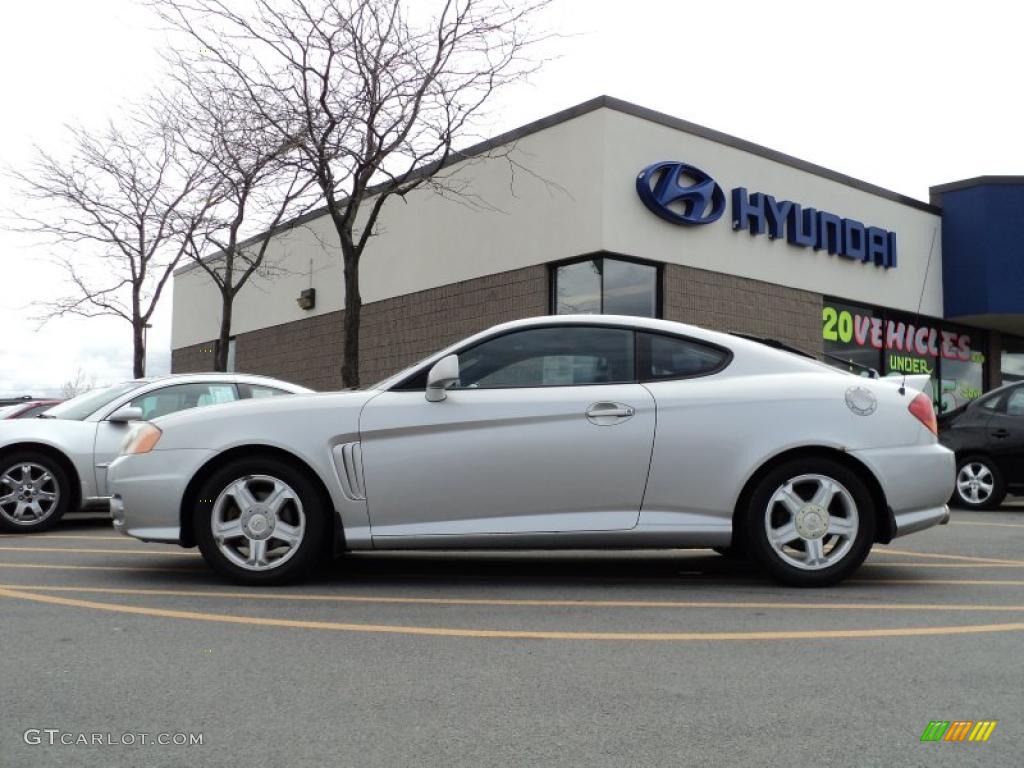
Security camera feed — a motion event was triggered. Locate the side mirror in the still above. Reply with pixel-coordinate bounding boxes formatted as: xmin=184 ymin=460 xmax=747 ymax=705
xmin=425 ymin=354 xmax=460 ymax=402
xmin=108 ymin=406 xmax=143 ymax=424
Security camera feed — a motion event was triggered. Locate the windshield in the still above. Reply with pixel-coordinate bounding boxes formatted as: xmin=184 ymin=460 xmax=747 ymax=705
xmin=43 ymin=382 xmax=141 ymax=421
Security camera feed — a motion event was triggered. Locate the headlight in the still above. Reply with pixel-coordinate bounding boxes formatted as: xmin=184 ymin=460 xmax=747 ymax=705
xmin=120 ymin=422 xmax=163 ymax=455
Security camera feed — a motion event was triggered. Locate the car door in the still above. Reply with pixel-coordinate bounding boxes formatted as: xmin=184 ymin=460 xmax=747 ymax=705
xmin=92 ymin=382 xmax=240 ymax=495
xmin=986 ymin=386 xmax=1024 ymax=484
xmin=359 ymin=325 xmax=656 ymax=538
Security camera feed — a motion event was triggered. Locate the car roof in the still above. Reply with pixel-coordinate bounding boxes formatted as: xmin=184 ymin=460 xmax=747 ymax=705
xmin=110 ymin=373 xmax=310 ymax=388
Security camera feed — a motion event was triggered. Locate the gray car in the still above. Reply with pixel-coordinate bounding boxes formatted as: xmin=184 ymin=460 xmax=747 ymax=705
xmin=109 ymin=316 xmax=954 ymax=588
xmin=0 ymin=373 xmax=312 ymax=533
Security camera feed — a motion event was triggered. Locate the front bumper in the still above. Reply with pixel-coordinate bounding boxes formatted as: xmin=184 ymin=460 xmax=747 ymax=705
xmin=850 ymin=442 xmax=955 ymax=539
xmin=108 ymin=449 xmax=214 ymax=543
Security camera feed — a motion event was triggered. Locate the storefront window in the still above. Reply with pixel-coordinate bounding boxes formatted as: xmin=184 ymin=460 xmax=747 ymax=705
xmin=822 ymin=299 xmax=986 ymax=412
xmin=1001 ymin=335 xmax=1024 ymax=384
xmin=553 ymin=257 xmax=658 ymax=318
xmin=821 ymin=301 xmax=883 ymax=375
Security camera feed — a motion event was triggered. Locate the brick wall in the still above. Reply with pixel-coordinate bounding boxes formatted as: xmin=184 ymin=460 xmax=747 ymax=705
xmin=663 ymin=264 xmax=823 ymax=353
xmin=173 ymin=262 xmax=824 ymax=390
xmin=171 ymin=265 xmax=549 ymax=390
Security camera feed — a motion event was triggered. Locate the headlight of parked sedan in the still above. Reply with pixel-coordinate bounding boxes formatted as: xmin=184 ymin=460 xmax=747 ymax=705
xmin=120 ymin=422 xmax=163 ymax=455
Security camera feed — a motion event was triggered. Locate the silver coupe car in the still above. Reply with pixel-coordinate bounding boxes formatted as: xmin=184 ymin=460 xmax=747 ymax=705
xmin=108 ymin=316 xmax=955 ymax=587
xmin=0 ymin=373 xmax=311 ymax=533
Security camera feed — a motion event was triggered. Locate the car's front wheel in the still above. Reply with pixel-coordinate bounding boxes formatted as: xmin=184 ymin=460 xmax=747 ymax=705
xmin=953 ymin=455 xmax=1005 ymax=510
xmin=193 ymin=457 xmax=329 ymax=585
xmin=744 ymin=458 xmax=875 ymax=587
xmin=0 ymin=451 xmax=72 ymax=533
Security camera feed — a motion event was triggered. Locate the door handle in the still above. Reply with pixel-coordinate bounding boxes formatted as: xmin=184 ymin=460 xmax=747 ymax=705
xmin=991 ymin=429 xmax=1011 ymax=439
xmin=586 ymin=402 xmax=636 ymax=424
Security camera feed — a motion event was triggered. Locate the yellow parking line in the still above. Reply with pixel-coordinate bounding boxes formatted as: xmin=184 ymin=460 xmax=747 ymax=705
xmin=875 ymin=548 xmax=1024 ymax=565
xmin=0 ymin=546 xmax=198 ymax=557
xmin=863 ymin=562 xmax=1024 ymax=569
xmin=4 ymin=584 xmax=1024 ymax=613
xmin=1 ymin=586 xmax=1023 ymax=641
xmin=0 ymin=562 xmax=197 ymax=573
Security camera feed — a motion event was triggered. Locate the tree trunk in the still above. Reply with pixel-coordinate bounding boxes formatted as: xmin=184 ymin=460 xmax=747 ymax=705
xmin=341 ymin=251 xmax=361 ymax=389
xmin=215 ymin=292 xmax=234 ymax=372
xmin=133 ymin=322 xmax=146 ymax=379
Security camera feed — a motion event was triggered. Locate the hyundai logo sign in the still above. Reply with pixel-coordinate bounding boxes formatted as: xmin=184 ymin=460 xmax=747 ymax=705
xmin=635 ymin=160 xmax=898 ymax=269
xmin=635 ymin=162 xmax=726 ymax=226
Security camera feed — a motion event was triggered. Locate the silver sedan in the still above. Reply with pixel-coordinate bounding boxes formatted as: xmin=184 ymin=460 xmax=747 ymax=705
xmin=0 ymin=373 xmax=311 ymax=533
xmin=109 ymin=316 xmax=955 ymax=587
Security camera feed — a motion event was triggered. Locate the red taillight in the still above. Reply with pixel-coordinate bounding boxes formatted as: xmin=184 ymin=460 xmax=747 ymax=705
xmin=908 ymin=392 xmax=937 ymax=435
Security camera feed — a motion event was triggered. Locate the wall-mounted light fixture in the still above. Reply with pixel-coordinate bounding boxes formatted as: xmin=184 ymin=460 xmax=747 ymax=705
xmin=297 ymin=288 xmax=316 ymax=310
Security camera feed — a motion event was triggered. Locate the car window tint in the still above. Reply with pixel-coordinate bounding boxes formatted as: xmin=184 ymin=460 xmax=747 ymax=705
xmin=130 ymin=383 xmax=238 ymax=420
xmin=247 ymin=385 xmax=290 ymax=398
xmin=1005 ymin=389 xmax=1024 ymax=417
xmin=16 ymin=404 xmax=54 ymax=419
xmin=979 ymin=396 xmax=1001 ymax=411
xmin=639 ymin=333 xmax=729 ymax=380
xmin=455 ymin=327 xmax=634 ymax=388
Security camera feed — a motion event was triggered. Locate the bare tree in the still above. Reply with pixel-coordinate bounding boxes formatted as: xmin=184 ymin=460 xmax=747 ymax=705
xmin=155 ymin=0 xmax=550 ymax=387
xmin=59 ymin=368 xmax=97 ymax=399
xmin=7 ymin=106 xmax=209 ymax=377
xmin=164 ymin=73 xmax=318 ymax=371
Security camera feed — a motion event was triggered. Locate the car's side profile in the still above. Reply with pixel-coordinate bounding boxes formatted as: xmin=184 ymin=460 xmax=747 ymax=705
xmin=0 ymin=374 xmax=312 ymax=533
xmin=939 ymin=381 xmax=1024 ymax=509
xmin=108 ymin=316 xmax=954 ymax=587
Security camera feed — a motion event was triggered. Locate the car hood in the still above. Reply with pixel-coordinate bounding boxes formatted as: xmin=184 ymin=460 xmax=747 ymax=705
xmin=150 ymin=390 xmax=375 ymax=430
xmin=0 ymin=416 xmax=86 ymax=445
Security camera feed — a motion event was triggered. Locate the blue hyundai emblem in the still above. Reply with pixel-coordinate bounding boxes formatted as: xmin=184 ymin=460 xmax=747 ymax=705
xmin=636 ymin=161 xmax=725 ymax=225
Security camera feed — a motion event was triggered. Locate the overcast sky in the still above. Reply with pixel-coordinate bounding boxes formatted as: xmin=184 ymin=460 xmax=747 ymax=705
xmin=1 ymin=0 xmax=1020 ymax=396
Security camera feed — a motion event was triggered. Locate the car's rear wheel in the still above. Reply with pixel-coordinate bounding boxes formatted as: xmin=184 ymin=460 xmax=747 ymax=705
xmin=744 ymin=458 xmax=875 ymax=587
xmin=193 ymin=457 xmax=329 ymax=585
xmin=953 ymin=456 xmax=1005 ymax=510
xmin=0 ymin=452 xmax=71 ymax=533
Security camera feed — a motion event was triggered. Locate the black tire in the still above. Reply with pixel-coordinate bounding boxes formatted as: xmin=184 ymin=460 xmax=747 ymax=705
xmin=952 ymin=455 xmax=1006 ymax=510
xmin=193 ymin=457 xmax=329 ymax=585
xmin=0 ymin=451 xmax=72 ymax=533
xmin=744 ymin=458 xmax=876 ymax=587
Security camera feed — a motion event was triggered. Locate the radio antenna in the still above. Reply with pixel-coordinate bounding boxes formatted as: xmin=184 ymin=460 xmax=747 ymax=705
xmin=903 ymin=226 xmax=939 ymax=396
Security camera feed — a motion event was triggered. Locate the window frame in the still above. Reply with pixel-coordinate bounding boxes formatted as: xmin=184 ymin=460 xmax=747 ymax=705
xmin=389 ymin=323 xmax=732 ymax=391
xmin=636 ymin=331 xmax=733 ymax=383
xmin=550 ymin=253 xmax=663 ymax=319
xmin=128 ymin=382 xmax=241 ymax=420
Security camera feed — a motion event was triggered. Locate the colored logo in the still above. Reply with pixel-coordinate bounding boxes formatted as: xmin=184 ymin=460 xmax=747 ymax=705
xmin=635 ymin=162 xmax=725 ymax=225
xmin=920 ymin=720 xmax=997 ymax=742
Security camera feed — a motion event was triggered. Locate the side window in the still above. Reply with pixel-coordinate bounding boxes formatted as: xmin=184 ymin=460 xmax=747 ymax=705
xmin=1005 ymin=388 xmax=1024 ymax=417
xmin=979 ymin=395 xmax=1002 ymax=412
xmin=129 ymin=383 xmax=239 ymax=420
xmin=455 ymin=327 xmax=635 ymax=389
xmin=244 ymin=384 xmax=291 ymax=399
xmin=638 ymin=333 xmax=729 ymax=381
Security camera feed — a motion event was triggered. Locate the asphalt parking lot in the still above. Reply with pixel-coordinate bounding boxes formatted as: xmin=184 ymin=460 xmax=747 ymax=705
xmin=2 ymin=507 xmax=1022 ymax=768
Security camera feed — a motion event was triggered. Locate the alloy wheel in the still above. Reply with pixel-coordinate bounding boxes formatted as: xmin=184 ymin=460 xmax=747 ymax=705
xmin=0 ymin=462 xmax=61 ymax=527
xmin=211 ymin=474 xmax=306 ymax=571
xmin=957 ymin=462 xmax=994 ymax=505
xmin=763 ymin=473 xmax=859 ymax=571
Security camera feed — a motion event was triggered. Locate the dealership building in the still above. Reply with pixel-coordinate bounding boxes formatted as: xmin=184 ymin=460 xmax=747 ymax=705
xmin=171 ymin=96 xmax=1024 ymax=412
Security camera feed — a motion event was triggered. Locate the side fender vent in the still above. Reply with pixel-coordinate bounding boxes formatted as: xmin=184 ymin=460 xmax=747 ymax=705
xmin=332 ymin=442 xmax=366 ymax=501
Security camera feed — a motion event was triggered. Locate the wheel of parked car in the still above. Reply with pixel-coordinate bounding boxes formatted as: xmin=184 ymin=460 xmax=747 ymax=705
xmin=193 ymin=457 xmax=329 ymax=585
xmin=953 ymin=455 xmax=1005 ymax=510
xmin=0 ymin=451 xmax=72 ymax=533
xmin=743 ymin=458 xmax=875 ymax=587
